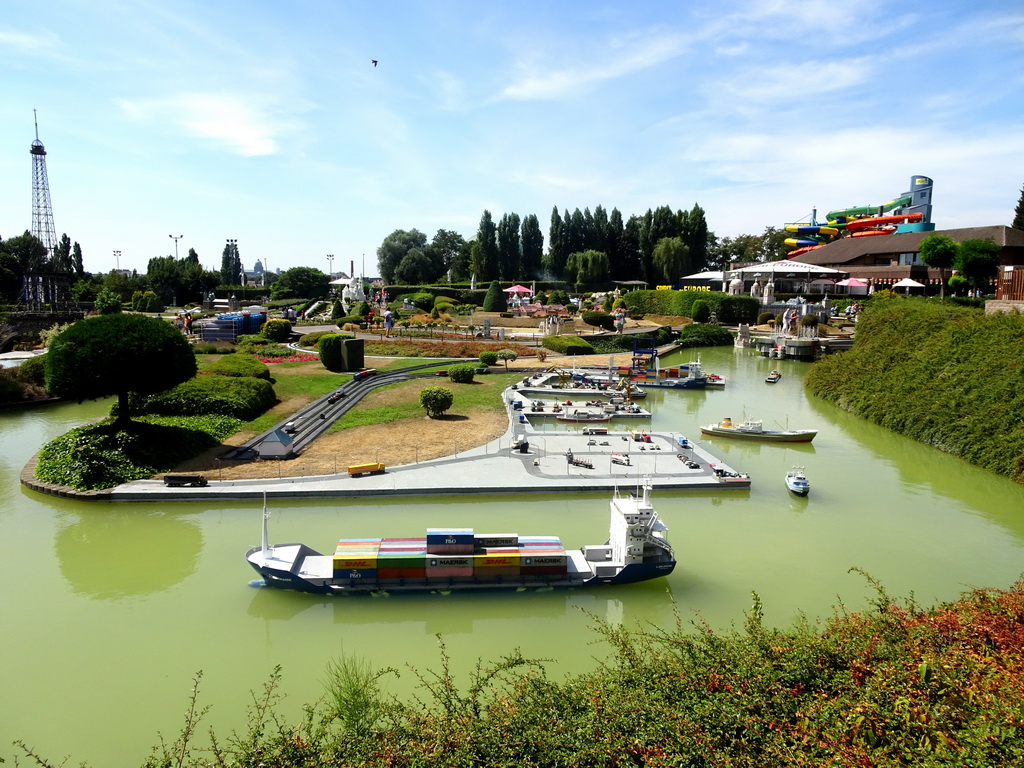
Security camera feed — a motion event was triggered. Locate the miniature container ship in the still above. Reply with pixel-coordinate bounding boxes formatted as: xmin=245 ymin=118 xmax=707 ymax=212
xmin=246 ymin=483 xmax=675 ymax=594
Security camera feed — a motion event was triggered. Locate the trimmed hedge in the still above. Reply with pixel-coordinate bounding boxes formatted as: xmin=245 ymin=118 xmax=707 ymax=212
xmin=318 ymin=334 xmax=345 ymax=372
xmin=206 ymin=354 xmax=271 ymax=380
xmin=134 ymin=376 xmax=276 ymax=421
xmin=542 ymin=335 xmax=595 ymax=355
xmin=677 ymin=324 xmax=734 ymax=347
xmin=581 ymin=310 xmax=615 ymax=331
xmin=622 ymin=290 xmax=759 ymax=324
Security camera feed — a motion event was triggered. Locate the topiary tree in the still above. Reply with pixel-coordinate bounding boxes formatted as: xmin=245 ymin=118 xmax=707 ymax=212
xmin=260 ymin=318 xmax=293 ymax=342
xmin=496 ymin=348 xmax=518 ymax=371
xmin=45 ymin=314 xmax=197 ymax=427
xmin=419 ymin=386 xmax=454 ymax=418
xmin=479 ymin=351 xmax=499 ymax=366
xmin=448 ymin=364 xmax=477 ymax=384
xmin=691 ymin=299 xmax=710 ymax=323
xmin=482 ymin=280 xmax=505 ymax=312
xmin=757 ymin=312 xmax=774 ymax=325
xmin=318 ymin=334 xmax=345 ymax=372
xmin=582 ymin=310 xmax=615 ymax=331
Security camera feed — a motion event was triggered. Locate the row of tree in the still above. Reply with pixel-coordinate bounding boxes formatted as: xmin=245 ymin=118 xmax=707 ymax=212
xmin=377 ymin=204 xmax=717 ymax=287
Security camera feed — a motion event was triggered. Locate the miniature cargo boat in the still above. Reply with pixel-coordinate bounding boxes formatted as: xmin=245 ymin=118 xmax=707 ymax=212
xmin=700 ymin=417 xmax=817 ymax=443
xmin=246 ymin=482 xmax=675 ymax=594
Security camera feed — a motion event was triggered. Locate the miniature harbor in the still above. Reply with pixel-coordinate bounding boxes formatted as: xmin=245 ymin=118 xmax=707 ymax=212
xmin=105 ymin=378 xmax=751 ymax=501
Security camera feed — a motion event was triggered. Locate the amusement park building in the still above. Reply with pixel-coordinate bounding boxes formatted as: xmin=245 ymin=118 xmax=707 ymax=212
xmin=794 ymin=225 xmax=1024 ymax=292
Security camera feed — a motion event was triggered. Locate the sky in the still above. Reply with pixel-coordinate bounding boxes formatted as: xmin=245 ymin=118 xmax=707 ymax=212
xmin=1 ymin=0 xmax=1022 ymax=277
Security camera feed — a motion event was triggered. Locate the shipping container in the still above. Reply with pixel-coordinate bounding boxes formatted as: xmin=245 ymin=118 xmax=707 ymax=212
xmin=332 ymin=568 xmax=378 ymax=580
xmin=333 ymin=556 xmax=378 ymax=569
xmin=377 ymin=567 xmax=427 ymax=579
xmin=473 ymin=533 xmax=519 ymax=548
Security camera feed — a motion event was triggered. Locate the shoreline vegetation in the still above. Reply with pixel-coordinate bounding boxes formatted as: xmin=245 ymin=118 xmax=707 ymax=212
xmin=806 ymin=298 xmax=1024 ymax=483
xmin=20 ymin=577 xmax=1024 ymax=767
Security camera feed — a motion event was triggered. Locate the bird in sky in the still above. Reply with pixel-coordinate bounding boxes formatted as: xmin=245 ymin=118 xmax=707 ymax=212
xmin=371 ymin=59 xmax=378 ymax=67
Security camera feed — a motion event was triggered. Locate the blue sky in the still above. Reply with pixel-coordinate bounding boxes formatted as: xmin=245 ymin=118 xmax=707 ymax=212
xmin=1 ymin=1 xmax=1022 ymax=276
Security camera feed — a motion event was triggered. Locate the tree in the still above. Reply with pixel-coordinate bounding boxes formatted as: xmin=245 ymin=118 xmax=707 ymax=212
xmin=430 ymin=229 xmax=466 ymax=280
xmin=72 ymin=241 xmax=84 ymax=278
xmin=956 ymin=239 xmax=1001 ymax=294
xmin=564 ymin=250 xmax=610 ymax=287
xmin=54 ymin=233 xmax=74 ymax=274
xmin=482 ymin=280 xmax=505 ymax=312
xmin=548 ymin=206 xmax=567 ymax=279
xmin=520 ymin=214 xmax=544 ymax=280
xmin=0 ymin=232 xmax=50 ymax=302
xmin=652 ymin=237 xmax=690 ymax=285
xmin=475 ymin=210 xmax=498 ymax=281
xmin=94 ymin=289 xmax=123 ymax=314
xmin=496 ymin=212 xmax=521 ymax=280
xmin=419 ymin=386 xmax=454 ymax=418
xmin=377 ymin=229 xmax=427 ymax=284
xmin=919 ymin=233 xmax=960 ymax=299
xmin=393 ymin=248 xmax=436 ymax=284
xmin=496 ymin=348 xmax=518 ymax=371
xmin=1013 ymin=183 xmax=1024 ymax=231
xmin=45 ymin=313 xmax=197 ymax=427
xmin=270 ymin=267 xmax=328 ymax=300
xmin=221 ymin=241 xmax=241 ymax=286
xmin=684 ymin=204 xmax=709 ymax=272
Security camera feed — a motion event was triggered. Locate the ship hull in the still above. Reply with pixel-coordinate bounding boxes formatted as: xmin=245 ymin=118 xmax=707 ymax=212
xmin=247 ymin=547 xmax=675 ymax=595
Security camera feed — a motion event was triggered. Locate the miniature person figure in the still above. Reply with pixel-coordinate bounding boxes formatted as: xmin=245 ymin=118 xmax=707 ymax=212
xmin=383 ymin=308 xmax=394 ymax=337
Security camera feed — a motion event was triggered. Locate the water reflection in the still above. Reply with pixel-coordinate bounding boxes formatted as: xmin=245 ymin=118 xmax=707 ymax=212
xmin=246 ymin=579 xmax=674 ymax=634
xmin=55 ymin=509 xmax=202 ymax=598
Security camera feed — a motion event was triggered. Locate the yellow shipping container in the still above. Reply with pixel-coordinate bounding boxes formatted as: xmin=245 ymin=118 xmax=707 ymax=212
xmin=333 ymin=556 xmax=378 ymax=569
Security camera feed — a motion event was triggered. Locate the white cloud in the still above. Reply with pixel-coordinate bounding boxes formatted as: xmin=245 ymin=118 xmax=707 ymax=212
xmin=116 ymin=93 xmax=299 ymax=156
xmin=497 ymin=29 xmax=692 ymax=101
xmin=0 ymin=26 xmax=60 ymax=54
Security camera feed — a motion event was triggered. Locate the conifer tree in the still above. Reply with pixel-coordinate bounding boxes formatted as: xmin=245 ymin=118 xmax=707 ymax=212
xmin=1012 ymin=183 xmax=1024 ymax=231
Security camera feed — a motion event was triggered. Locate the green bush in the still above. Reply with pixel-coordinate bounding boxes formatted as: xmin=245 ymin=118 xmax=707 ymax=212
xmin=419 ymin=386 xmax=454 ymax=418
xmin=206 ymin=354 xmax=271 ymax=380
xmin=448 ymin=364 xmax=477 ymax=384
xmin=676 ymin=324 xmax=734 ymax=348
xmin=135 ymin=376 xmax=276 ymax=420
xmin=260 ymin=318 xmax=292 ymax=342
xmin=589 ymin=326 xmax=673 ymax=354
xmin=622 ymin=290 xmax=759 ymax=324
xmin=581 ymin=310 xmax=615 ymax=331
xmin=757 ymin=311 xmax=774 ymax=325
xmin=542 ymin=335 xmax=595 ymax=355
xmin=15 ymin=354 xmax=47 ymax=387
xmin=478 ymin=351 xmax=499 ymax=366
xmin=131 ymin=290 xmax=163 ymax=313
xmin=34 ymin=415 xmax=242 ymax=490
xmin=799 ymin=313 xmax=819 ymax=327
xmin=409 ymin=292 xmax=434 ymax=311
xmin=691 ymin=299 xmax=710 ymax=323
xmin=319 ymin=334 xmax=345 ymax=372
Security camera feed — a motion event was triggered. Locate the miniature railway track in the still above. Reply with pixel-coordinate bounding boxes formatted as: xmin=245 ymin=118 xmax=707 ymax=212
xmin=223 ymin=361 xmax=466 ymax=460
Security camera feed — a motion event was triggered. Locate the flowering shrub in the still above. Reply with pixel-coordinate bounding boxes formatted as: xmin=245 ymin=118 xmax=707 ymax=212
xmin=259 ymin=355 xmax=318 ymax=363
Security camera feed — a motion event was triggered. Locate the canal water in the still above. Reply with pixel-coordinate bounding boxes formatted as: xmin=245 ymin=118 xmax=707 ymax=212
xmin=3 ymin=345 xmax=1024 ymax=765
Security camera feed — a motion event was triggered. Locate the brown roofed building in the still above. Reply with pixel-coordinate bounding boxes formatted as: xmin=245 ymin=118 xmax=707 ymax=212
xmin=794 ymin=225 xmax=1024 ymax=291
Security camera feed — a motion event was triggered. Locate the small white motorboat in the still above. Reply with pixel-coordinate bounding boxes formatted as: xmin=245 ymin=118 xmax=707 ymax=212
xmin=785 ymin=466 xmax=810 ymax=496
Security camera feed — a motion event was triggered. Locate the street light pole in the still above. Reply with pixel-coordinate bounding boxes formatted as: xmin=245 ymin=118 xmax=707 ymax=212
xmin=169 ymin=234 xmax=183 ymax=259
xmin=113 ymin=250 xmax=121 ymax=271
xmin=327 ymin=254 xmax=335 ymax=277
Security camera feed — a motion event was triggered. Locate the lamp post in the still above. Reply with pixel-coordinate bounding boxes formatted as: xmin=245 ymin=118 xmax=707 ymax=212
xmin=327 ymin=254 xmax=335 ymax=277
xmin=113 ymin=250 xmax=121 ymax=271
xmin=169 ymin=234 xmax=183 ymax=259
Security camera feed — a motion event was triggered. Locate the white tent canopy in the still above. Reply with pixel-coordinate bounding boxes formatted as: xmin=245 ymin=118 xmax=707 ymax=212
xmin=680 ymin=270 xmax=725 ymax=281
xmin=893 ymin=278 xmax=925 ymax=288
xmin=728 ymin=260 xmax=845 ymax=275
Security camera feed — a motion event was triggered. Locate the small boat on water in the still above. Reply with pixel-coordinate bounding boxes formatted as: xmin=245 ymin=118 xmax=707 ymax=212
xmin=700 ymin=417 xmax=817 ymax=443
xmin=246 ymin=482 xmax=676 ymax=594
xmin=785 ymin=466 xmax=810 ymax=495
xmin=556 ymin=408 xmax=610 ymax=423
xmin=634 ymin=358 xmax=723 ymax=390
xmin=766 ymin=370 xmax=782 ymax=383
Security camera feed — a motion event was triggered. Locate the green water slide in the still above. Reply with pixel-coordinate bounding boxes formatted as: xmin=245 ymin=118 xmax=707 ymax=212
xmin=827 ymin=194 xmax=912 ymax=222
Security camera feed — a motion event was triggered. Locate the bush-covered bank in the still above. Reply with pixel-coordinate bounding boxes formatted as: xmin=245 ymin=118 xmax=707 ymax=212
xmin=101 ymin=579 xmax=1024 ymax=767
xmin=33 ymin=416 xmax=241 ymax=490
xmin=805 ymin=299 xmax=1024 ymax=482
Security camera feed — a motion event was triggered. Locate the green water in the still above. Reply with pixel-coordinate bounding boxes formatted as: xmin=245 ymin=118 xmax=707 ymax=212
xmin=3 ymin=346 xmax=1024 ymax=765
